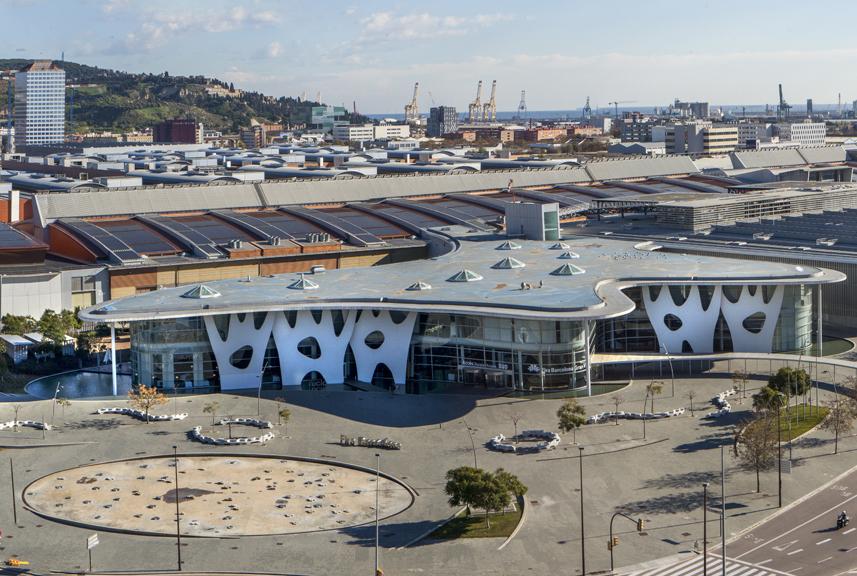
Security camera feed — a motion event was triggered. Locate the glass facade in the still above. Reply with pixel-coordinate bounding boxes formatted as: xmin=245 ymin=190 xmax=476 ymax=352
xmin=408 ymin=313 xmax=589 ymax=394
xmin=130 ymin=318 xmax=219 ymax=391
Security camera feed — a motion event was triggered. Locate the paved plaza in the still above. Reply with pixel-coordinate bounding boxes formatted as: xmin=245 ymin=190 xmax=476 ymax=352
xmin=2 ymin=362 xmax=857 ymax=575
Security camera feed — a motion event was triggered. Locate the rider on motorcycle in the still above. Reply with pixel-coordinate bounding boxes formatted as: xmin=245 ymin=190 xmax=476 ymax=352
xmin=838 ymin=511 xmax=849 ymax=526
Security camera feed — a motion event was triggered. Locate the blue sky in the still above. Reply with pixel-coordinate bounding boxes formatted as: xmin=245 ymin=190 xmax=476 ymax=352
xmin=2 ymin=0 xmax=857 ymax=113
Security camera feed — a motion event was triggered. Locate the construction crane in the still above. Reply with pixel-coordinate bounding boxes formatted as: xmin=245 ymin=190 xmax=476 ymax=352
xmin=582 ymin=96 xmax=592 ymax=122
xmin=428 ymin=90 xmax=437 ymax=106
xmin=515 ymin=90 xmax=527 ymax=120
xmin=468 ymin=80 xmax=483 ymax=123
xmin=404 ymin=82 xmax=420 ymax=123
xmin=482 ymin=80 xmax=497 ymax=123
xmin=777 ymin=84 xmax=791 ymax=120
xmin=608 ymin=100 xmax=636 ymax=119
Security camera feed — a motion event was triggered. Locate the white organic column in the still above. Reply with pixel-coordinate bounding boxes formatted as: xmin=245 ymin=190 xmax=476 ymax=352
xmin=643 ymin=285 xmax=722 ymax=354
xmin=721 ymin=285 xmax=784 ymax=353
xmin=584 ymin=321 xmax=592 ymax=396
xmin=204 ymin=312 xmax=274 ymax=391
xmin=349 ymin=310 xmax=417 ymax=391
xmin=110 ymin=323 xmax=117 ymax=396
xmin=271 ymin=310 xmax=356 ymax=386
xmin=817 ymin=285 xmax=823 ymax=356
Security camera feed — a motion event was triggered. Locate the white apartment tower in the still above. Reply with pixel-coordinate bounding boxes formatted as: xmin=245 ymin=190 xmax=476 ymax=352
xmin=14 ymin=60 xmax=66 ymax=148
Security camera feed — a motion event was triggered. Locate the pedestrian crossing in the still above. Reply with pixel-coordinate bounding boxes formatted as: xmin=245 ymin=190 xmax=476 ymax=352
xmin=624 ymin=554 xmax=786 ymax=576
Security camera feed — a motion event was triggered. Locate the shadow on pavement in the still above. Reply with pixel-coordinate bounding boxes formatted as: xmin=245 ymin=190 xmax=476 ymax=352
xmin=340 ymin=519 xmax=441 ymax=548
xmin=63 ymin=418 xmax=122 ymax=431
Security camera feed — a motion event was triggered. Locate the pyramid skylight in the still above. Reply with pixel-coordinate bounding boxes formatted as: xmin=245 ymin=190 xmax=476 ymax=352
xmin=550 ymin=263 xmax=586 ymax=276
xmin=550 ymin=242 xmax=570 ymax=250
xmin=558 ymin=251 xmax=580 ymax=259
xmin=496 ymin=240 xmax=522 ymax=250
xmin=288 ymin=274 xmax=320 ymax=290
xmin=447 ymin=269 xmax=483 ymax=282
xmin=492 ymin=257 xmax=526 ymax=269
xmin=181 ymin=284 xmax=221 ymax=299
xmin=406 ymin=281 xmax=432 ymax=291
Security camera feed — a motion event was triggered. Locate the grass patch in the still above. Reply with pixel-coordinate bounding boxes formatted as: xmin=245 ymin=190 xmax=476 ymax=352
xmin=779 ymin=405 xmax=828 ymax=440
xmin=429 ymin=502 xmax=523 ymax=540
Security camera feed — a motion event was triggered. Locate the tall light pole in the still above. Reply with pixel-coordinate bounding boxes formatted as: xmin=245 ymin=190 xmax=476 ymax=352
xmin=579 ymin=445 xmax=586 ymax=576
xmin=721 ymin=446 xmax=726 ymax=576
xmin=462 ymin=419 xmax=477 ymax=468
xmin=374 ymin=453 xmax=380 ymax=576
xmin=257 ymin=361 xmax=268 ymax=417
xmin=51 ymin=382 xmax=62 ymax=426
xmin=173 ymin=445 xmax=182 ymax=571
xmin=702 ymin=482 xmax=709 ymax=576
xmin=776 ymin=402 xmax=782 ymax=508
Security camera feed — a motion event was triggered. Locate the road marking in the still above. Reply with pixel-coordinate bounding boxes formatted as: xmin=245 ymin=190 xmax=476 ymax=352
xmin=622 ymin=555 xmax=789 ymax=575
xmin=817 ymin=538 xmax=832 ymax=545
xmin=757 ymin=559 xmax=773 ymax=565
xmin=772 ymin=540 xmax=799 ymax=552
xmin=786 ymin=548 xmax=804 ymax=556
xmin=819 ymin=556 xmax=833 ymax=563
xmin=735 ymin=491 xmax=857 ymax=559
xmin=844 ymin=528 xmax=856 ymax=535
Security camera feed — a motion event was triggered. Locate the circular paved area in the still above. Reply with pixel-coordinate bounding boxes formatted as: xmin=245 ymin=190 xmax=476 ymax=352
xmin=24 ymin=455 xmax=412 ymax=537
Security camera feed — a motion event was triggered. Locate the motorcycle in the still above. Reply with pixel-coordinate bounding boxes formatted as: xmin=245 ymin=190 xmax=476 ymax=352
xmin=838 ymin=515 xmax=850 ymax=529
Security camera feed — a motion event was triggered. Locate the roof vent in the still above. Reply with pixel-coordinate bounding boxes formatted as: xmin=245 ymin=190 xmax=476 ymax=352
xmin=406 ymin=281 xmax=432 ymax=291
xmin=550 ymin=263 xmax=586 ymax=276
xmin=550 ymin=242 xmax=570 ymax=250
xmin=288 ymin=273 xmax=319 ymax=290
xmin=558 ymin=251 xmax=580 ymax=259
xmin=492 ymin=257 xmax=526 ymax=269
xmin=497 ymin=240 xmax=522 ymax=250
xmin=181 ymin=284 xmax=221 ymax=299
xmin=447 ymin=269 xmax=483 ymax=283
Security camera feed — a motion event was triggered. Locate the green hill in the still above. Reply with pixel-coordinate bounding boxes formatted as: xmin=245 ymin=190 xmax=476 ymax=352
xmin=0 ymin=59 xmax=359 ymax=134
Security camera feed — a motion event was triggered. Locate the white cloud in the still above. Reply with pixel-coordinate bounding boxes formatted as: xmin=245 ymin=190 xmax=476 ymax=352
xmin=358 ymin=11 xmax=512 ymax=42
xmin=267 ymin=41 xmax=283 ymax=58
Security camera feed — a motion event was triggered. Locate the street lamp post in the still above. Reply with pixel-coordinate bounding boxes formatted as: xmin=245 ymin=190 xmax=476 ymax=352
xmin=579 ymin=445 xmax=586 ymax=576
xmin=374 ymin=453 xmax=380 ymax=576
xmin=51 ymin=382 xmax=62 ymax=426
xmin=257 ymin=361 xmax=268 ymax=417
xmin=462 ymin=419 xmax=477 ymax=468
xmin=703 ymin=482 xmax=709 ymax=576
xmin=173 ymin=445 xmax=182 ymax=571
xmin=776 ymin=402 xmax=782 ymax=508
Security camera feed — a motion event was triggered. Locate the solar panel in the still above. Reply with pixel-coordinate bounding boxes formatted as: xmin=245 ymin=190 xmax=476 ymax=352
xmin=0 ymin=223 xmax=44 ymax=250
xmin=446 ymin=193 xmax=511 ymax=213
xmin=210 ymin=210 xmax=297 ymax=241
xmin=318 ymin=208 xmax=407 ymax=238
xmin=278 ymin=206 xmax=384 ymax=247
xmin=510 ymin=189 xmax=590 ymax=212
xmin=383 ymin=198 xmax=492 ymax=232
xmin=248 ymin=211 xmax=330 ymax=241
xmin=96 ymin=220 xmax=179 ymax=255
xmin=170 ymin=215 xmax=255 ymax=244
xmin=136 ymin=215 xmax=223 ymax=259
xmin=372 ymin=205 xmax=447 ymax=229
xmin=58 ymin=219 xmax=144 ymax=264
xmin=423 ymin=198 xmax=501 ymax=221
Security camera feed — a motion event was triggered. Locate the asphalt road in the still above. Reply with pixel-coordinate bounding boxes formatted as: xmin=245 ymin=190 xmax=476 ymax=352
xmin=725 ymin=464 xmax=857 ymax=575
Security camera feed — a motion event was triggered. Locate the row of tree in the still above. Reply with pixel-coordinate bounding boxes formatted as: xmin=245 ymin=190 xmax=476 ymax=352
xmin=1 ymin=310 xmax=81 ymax=343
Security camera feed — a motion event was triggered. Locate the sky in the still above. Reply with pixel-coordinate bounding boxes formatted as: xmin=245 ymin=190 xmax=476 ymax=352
xmin=2 ymin=0 xmax=857 ymax=114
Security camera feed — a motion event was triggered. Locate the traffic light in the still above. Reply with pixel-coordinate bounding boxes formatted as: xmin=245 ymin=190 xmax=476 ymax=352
xmin=637 ymin=519 xmax=646 ymax=532
xmin=608 ymin=536 xmax=619 ymax=550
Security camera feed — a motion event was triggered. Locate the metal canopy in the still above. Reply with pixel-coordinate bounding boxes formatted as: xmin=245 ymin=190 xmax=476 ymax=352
xmin=277 ymin=205 xmax=385 ymax=247
xmin=210 ymin=209 xmax=297 ymax=241
xmin=136 ymin=215 xmax=224 ymax=259
xmin=57 ymin=219 xmax=145 ymax=265
xmin=383 ymin=198 xmax=493 ymax=232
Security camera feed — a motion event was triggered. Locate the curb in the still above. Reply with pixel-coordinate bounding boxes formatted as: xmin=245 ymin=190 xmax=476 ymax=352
xmin=497 ymin=496 xmax=527 ymax=550
xmin=396 ymin=506 xmax=467 ymax=550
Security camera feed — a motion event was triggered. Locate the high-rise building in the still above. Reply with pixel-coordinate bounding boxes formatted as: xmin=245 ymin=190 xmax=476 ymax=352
xmin=14 ymin=60 xmax=65 ymax=148
xmin=666 ymin=121 xmax=738 ymax=155
xmin=153 ymin=118 xmax=203 ymax=144
xmin=773 ymin=121 xmax=826 ymax=147
xmin=427 ymin=106 xmax=458 ymax=137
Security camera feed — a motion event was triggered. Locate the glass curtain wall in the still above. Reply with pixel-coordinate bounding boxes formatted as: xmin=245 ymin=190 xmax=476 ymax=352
xmin=130 ymin=317 xmax=218 ymax=391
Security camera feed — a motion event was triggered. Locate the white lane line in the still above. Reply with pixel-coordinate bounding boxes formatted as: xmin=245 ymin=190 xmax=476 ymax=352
xmin=844 ymin=527 xmax=857 ymax=535
xmin=817 ymin=538 xmax=832 ymax=545
xmin=757 ymin=559 xmax=773 ymax=565
xmin=819 ymin=556 xmax=833 ymax=563
xmin=736 ymin=491 xmax=857 ymax=559
xmin=786 ymin=569 xmax=803 ymax=574
xmin=786 ymin=548 xmax=804 ymax=556
xmin=772 ymin=539 xmax=799 ymax=552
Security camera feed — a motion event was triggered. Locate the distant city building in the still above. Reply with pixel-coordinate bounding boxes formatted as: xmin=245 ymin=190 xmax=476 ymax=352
xmin=736 ymin=122 xmax=772 ymax=149
xmin=427 ymin=106 xmax=458 ymax=137
xmin=608 ymin=141 xmax=666 ymax=156
xmin=332 ymin=124 xmax=375 ymax=142
xmin=570 ymin=125 xmax=604 ymax=138
xmin=806 ymin=99 xmax=814 ymax=117
xmin=14 ymin=60 xmax=66 ymax=148
xmin=773 ymin=121 xmax=826 ymax=147
xmin=239 ymin=120 xmax=281 ymax=148
xmin=311 ymin=105 xmax=347 ymax=133
xmin=621 ymin=119 xmax=660 ymax=142
xmin=672 ymin=100 xmax=710 ymax=119
xmin=372 ymin=123 xmax=410 ymax=140
xmin=666 ymin=121 xmax=738 ymax=155
xmin=518 ymin=127 xmax=567 ymax=142
xmin=458 ymin=127 xmax=515 ymax=143
xmin=153 ymin=118 xmax=203 ymax=144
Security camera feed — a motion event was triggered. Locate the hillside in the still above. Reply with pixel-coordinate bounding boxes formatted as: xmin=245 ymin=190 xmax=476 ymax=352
xmin=0 ymin=59 xmax=359 ymax=133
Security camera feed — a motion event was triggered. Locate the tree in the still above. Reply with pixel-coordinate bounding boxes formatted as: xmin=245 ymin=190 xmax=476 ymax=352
xmin=611 ymin=394 xmax=623 ymax=425
xmin=511 ymin=413 xmax=521 ymax=444
xmin=646 ymin=381 xmax=664 ymax=413
xmin=732 ymin=369 xmax=750 ymax=399
xmin=38 ymin=309 xmax=67 ymax=344
xmin=752 ymin=385 xmax=785 ymax=413
xmin=1 ymin=314 xmax=35 ymax=335
xmin=127 ymin=384 xmax=167 ymax=423
xmin=202 ymin=401 xmax=220 ymax=425
xmin=444 ymin=466 xmax=526 ymax=528
xmin=278 ymin=406 xmax=291 ymax=430
xmin=820 ymin=398 xmax=855 ymax=455
xmin=736 ymin=414 xmax=778 ymax=492
xmin=686 ymin=390 xmax=697 ymax=416
xmin=61 ymin=308 xmax=82 ymax=333
xmin=769 ymin=367 xmax=810 ymax=397
xmin=56 ymin=397 xmax=72 ymax=421
xmin=557 ymin=399 xmax=587 ymax=444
